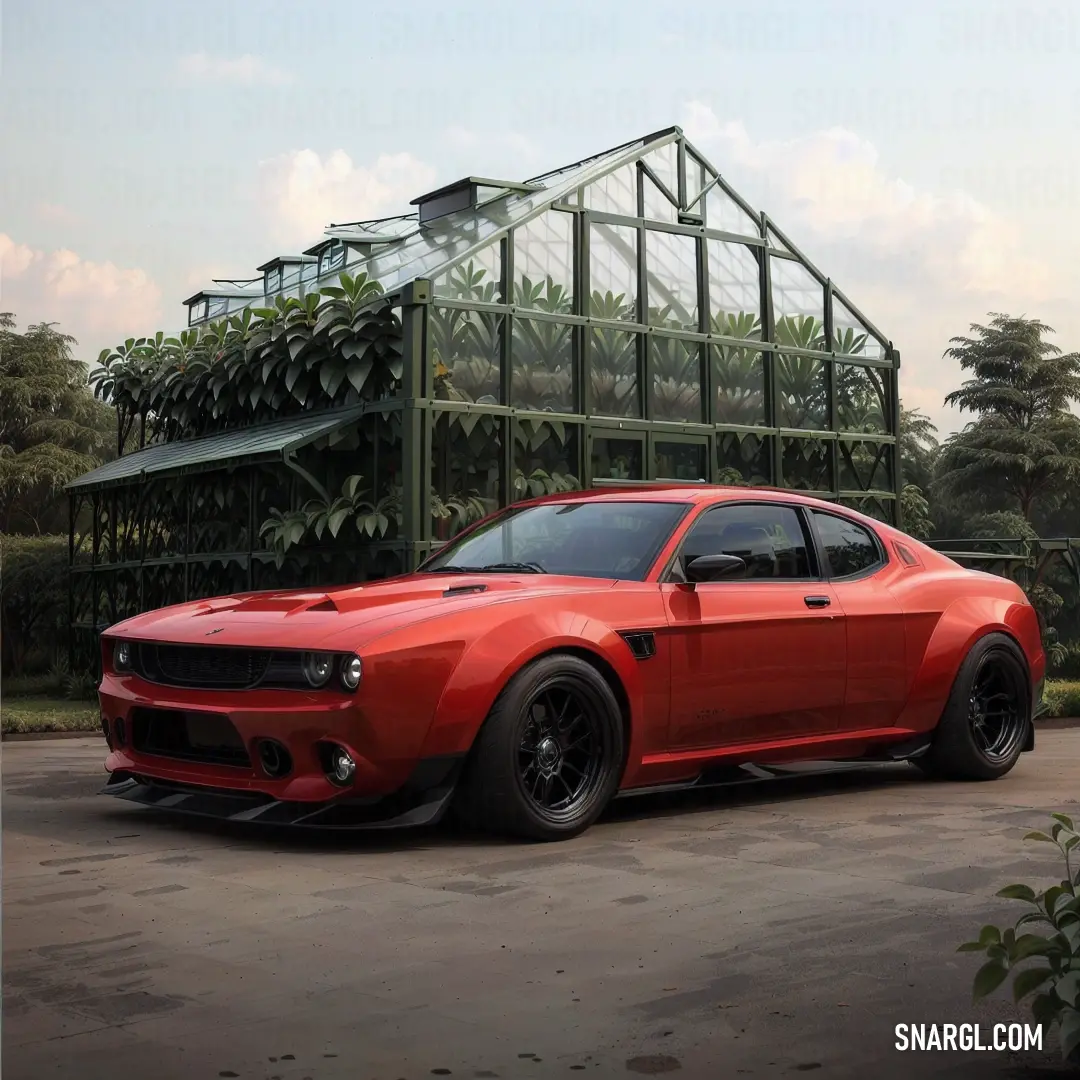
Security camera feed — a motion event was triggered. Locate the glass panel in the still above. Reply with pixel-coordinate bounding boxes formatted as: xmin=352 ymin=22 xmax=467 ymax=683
xmin=776 ymin=353 xmax=828 ymax=430
xmin=832 ymin=297 xmax=886 ymax=359
xmin=511 ymin=319 xmax=575 ymax=413
xmin=655 ymin=440 xmax=707 ymax=482
xmin=651 ymin=338 xmax=703 ymax=423
xmin=513 ymin=419 xmax=582 ymax=501
xmin=590 ymin=223 xmax=638 ymax=322
xmin=713 ymin=345 xmax=765 ymax=426
xmin=207 ymin=297 xmax=227 ymax=318
xmin=433 ymin=246 xmax=503 ymax=302
xmin=717 ymin=430 xmax=771 ymax=486
xmin=771 ymin=258 xmax=825 ymax=350
xmin=838 ymin=495 xmax=894 ymax=524
xmin=591 ymin=436 xmax=643 ymax=481
xmin=642 ymin=173 xmax=678 ymax=224
xmin=706 ymin=184 xmax=759 ymax=236
xmin=836 ymin=363 xmax=889 ymax=433
xmin=708 ymin=240 xmax=761 ymax=338
xmin=781 ymin=436 xmax=833 ymax=492
xmin=583 ymin=163 xmax=637 ymax=216
xmin=838 ymin=440 xmax=893 ymax=493
xmin=766 ymin=225 xmax=792 ymax=253
xmin=686 ymin=152 xmax=710 ymax=214
xmin=431 ymin=307 xmax=503 ymax=405
xmin=643 ymin=142 xmax=678 ymax=199
xmin=432 ymin=412 xmax=504 ymax=540
xmin=647 ymin=230 xmax=698 ymax=330
xmin=589 ymin=327 xmax=640 ymax=417
xmin=513 ymin=211 xmax=574 ymax=313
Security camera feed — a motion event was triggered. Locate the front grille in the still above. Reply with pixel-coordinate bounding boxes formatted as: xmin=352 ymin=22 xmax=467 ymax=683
xmin=131 ymin=707 xmax=251 ymax=768
xmin=134 ymin=643 xmax=273 ymax=690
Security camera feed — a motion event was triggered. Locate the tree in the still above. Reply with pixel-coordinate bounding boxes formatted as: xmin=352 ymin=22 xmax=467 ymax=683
xmin=933 ymin=314 xmax=1080 ymax=524
xmin=0 ymin=314 xmax=116 ymax=534
xmin=898 ymin=405 xmax=939 ymax=493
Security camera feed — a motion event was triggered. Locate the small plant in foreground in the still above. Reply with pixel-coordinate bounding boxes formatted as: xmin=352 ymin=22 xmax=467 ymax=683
xmin=958 ymin=813 xmax=1080 ymax=1063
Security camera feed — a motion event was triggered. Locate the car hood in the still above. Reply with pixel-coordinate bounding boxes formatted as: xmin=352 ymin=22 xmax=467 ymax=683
xmin=104 ymin=573 xmax=613 ymax=650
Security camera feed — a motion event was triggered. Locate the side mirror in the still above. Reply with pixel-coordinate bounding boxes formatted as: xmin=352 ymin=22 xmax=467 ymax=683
xmin=685 ymin=553 xmax=746 ymax=583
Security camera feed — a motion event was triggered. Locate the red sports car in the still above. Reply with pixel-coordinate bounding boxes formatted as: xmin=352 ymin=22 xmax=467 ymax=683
xmin=98 ymin=486 xmax=1046 ymax=841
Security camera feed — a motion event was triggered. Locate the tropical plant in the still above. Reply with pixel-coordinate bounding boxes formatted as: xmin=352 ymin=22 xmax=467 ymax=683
xmin=958 ymin=813 xmax=1080 ymax=1063
xmin=89 ymin=272 xmax=401 ymax=448
xmin=589 ymin=291 xmax=638 ymax=416
xmin=0 ymin=315 xmax=116 ymax=534
xmin=934 ymin=314 xmax=1080 ymax=524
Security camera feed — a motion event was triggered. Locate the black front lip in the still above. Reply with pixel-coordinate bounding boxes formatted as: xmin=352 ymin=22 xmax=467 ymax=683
xmin=100 ymin=754 xmax=464 ymax=830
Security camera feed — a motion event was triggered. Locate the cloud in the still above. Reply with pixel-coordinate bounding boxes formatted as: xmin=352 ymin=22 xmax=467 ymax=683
xmin=0 ymin=233 xmax=162 ymax=352
xmin=255 ymin=148 xmax=437 ymax=249
xmin=443 ymin=126 xmax=542 ymax=165
xmin=680 ymin=102 xmax=1075 ymax=434
xmin=177 ymin=52 xmax=294 ymax=87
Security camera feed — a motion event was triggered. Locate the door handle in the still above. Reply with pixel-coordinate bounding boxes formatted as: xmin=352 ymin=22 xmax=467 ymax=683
xmin=804 ymin=595 xmax=831 ymax=609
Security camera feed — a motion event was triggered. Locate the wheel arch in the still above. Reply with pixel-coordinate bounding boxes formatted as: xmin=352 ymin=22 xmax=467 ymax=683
xmin=895 ymin=594 xmax=1040 ymax=734
xmin=421 ymin=613 xmax=646 ymax=774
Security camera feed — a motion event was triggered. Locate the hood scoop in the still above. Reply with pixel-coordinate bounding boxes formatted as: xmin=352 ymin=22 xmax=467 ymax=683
xmin=443 ymin=583 xmax=488 ymax=598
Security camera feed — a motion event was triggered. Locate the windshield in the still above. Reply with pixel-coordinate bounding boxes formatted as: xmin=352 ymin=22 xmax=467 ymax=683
xmin=419 ymin=500 xmax=690 ymax=580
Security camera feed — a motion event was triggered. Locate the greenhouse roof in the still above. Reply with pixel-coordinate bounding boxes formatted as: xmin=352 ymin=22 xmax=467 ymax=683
xmin=67 ymin=407 xmax=366 ymax=493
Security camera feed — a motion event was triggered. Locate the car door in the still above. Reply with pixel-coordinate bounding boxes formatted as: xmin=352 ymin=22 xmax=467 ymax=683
xmin=807 ymin=508 xmax=908 ymax=731
xmin=660 ymin=501 xmax=847 ymax=751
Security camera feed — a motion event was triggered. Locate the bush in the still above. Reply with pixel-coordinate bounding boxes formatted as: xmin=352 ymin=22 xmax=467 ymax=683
xmin=1044 ymin=681 xmax=1080 ymax=719
xmin=0 ymin=534 xmax=68 ymax=681
xmin=958 ymin=814 xmax=1080 ymax=1063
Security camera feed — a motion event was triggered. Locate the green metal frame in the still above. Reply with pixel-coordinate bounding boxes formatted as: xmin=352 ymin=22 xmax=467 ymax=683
xmin=67 ymin=126 xmax=903 ymax=672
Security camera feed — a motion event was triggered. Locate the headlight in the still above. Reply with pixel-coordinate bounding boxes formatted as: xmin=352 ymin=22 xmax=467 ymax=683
xmin=302 ymin=651 xmax=334 ymax=688
xmin=114 ymin=641 xmax=131 ymax=671
xmin=340 ymin=654 xmax=363 ymax=691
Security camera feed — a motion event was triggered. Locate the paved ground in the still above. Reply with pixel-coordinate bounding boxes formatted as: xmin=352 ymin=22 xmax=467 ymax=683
xmin=4 ymin=734 xmax=1079 ymax=1080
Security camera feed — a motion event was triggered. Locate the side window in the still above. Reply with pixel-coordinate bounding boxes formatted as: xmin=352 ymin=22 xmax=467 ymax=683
xmin=677 ymin=503 xmax=813 ymax=580
xmin=811 ymin=511 xmax=883 ymax=578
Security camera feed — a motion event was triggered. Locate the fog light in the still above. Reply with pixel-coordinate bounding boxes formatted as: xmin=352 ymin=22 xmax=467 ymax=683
xmin=329 ymin=746 xmax=356 ymax=785
xmin=257 ymin=739 xmax=292 ymax=779
xmin=302 ymin=651 xmax=333 ymax=688
xmin=340 ymin=654 xmax=362 ymax=691
xmin=115 ymin=641 xmax=131 ymax=670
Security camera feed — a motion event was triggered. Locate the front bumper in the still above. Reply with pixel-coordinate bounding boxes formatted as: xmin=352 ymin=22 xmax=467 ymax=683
xmin=101 ymin=753 xmax=465 ymax=830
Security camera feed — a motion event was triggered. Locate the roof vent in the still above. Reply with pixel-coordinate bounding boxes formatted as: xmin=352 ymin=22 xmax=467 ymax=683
xmin=410 ymin=176 xmax=543 ymax=224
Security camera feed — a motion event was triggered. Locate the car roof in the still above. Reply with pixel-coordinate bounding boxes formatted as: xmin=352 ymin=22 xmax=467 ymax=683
xmin=516 ymin=484 xmax=861 ymax=512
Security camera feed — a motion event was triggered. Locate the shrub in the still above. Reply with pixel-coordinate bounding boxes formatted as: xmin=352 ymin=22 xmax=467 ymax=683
xmin=1044 ymin=681 xmax=1080 ymax=719
xmin=958 ymin=814 xmax=1080 ymax=1063
xmin=0 ymin=534 xmax=68 ymax=680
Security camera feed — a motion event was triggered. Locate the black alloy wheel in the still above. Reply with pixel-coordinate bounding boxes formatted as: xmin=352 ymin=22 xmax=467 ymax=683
xmin=454 ymin=654 xmax=625 ymax=841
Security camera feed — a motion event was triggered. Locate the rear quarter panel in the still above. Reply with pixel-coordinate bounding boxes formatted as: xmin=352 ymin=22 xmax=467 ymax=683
xmin=888 ymin=561 xmax=1044 ymax=733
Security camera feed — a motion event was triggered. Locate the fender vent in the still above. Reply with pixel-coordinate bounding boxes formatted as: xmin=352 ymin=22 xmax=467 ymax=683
xmin=443 ymin=583 xmax=488 ymax=597
xmin=620 ymin=631 xmax=656 ymax=660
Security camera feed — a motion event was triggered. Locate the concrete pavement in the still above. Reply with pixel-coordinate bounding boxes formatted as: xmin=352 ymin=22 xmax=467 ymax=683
xmin=4 ymin=733 xmax=1079 ymax=1079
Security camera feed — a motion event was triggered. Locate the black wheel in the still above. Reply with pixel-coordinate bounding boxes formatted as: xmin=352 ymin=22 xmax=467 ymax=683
xmin=453 ymin=654 xmax=625 ymax=841
xmin=918 ymin=633 xmax=1031 ymax=781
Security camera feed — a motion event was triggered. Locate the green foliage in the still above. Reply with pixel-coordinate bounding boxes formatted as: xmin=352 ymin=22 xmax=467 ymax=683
xmin=89 ymin=272 xmax=401 ymax=448
xmin=0 ymin=534 xmax=68 ymax=679
xmin=1 ymin=695 xmax=100 ymax=735
xmin=258 ymin=475 xmax=490 ymax=567
xmin=934 ymin=314 xmax=1080 ymax=523
xmin=959 ymin=814 xmax=1080 ymax=1062
xmin=899 ymin=483 xmax=933 ymax=539
xmin=1043 ymin=680 xmax=1080 ymax=718
xmin=0 ymin=314 xmax=116 ymax=534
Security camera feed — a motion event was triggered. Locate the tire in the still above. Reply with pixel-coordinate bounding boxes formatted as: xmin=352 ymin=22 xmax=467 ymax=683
xmin=918 ymin=632 xmax=1031 ymax=781
xmin=453 ymin=654 xmax=626 ymax=841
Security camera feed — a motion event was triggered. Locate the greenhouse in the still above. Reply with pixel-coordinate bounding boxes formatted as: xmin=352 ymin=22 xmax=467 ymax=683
xmin=67 ymin=125 xmax=900 ymax=673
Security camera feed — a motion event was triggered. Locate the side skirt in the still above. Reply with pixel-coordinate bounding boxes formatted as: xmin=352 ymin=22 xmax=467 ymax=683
xmin=100 ymin=754 xmax=466 ymax=830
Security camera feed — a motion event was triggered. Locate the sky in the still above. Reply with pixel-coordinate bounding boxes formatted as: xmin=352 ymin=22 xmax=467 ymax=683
xmin=2 ymin=0 xmax=1079 ymax=439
